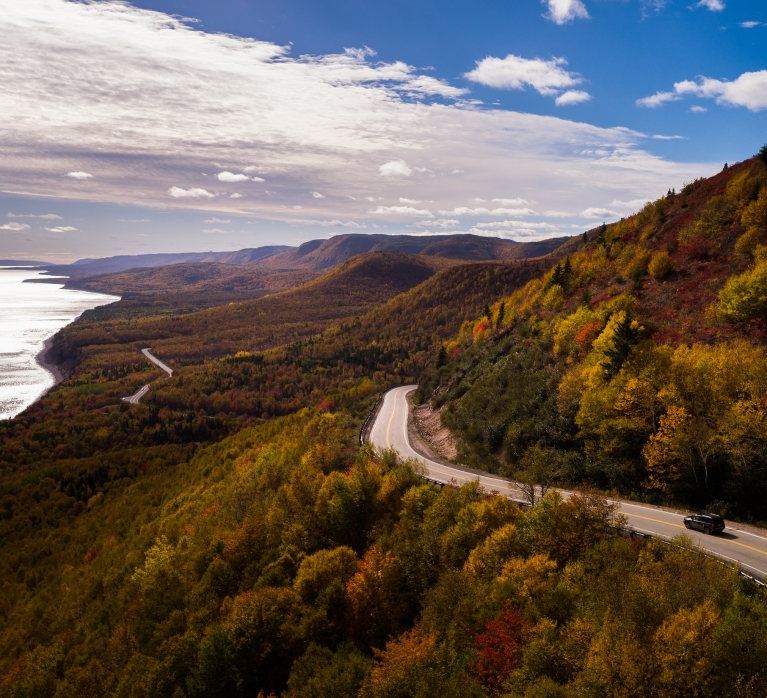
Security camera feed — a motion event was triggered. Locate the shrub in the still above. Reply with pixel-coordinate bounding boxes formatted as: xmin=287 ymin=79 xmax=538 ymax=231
xmin=718 ymin=247 xmax=767 ymax=321
xmin=648 ymin=251 xmax=674 ymax=280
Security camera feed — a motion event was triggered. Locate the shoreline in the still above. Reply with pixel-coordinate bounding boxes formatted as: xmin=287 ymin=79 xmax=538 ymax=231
xmin=35 ymin=334 xmax=67 ymax=396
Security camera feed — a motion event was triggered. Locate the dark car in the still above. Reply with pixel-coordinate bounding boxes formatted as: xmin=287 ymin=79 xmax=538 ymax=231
xmin=684 ymin=513 xmax=725 ymax=534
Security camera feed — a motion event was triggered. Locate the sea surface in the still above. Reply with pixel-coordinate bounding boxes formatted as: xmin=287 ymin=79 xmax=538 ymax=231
xmin=0 ymin=268 xmax=117 ymax=420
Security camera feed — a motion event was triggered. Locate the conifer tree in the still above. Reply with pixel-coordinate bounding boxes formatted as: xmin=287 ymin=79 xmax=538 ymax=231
xmin=596 ymin=223 xmax=608 ymax=247
xmin=436 ymin=345 xmax=447 ymax=368
xmin=601 ymin=313 xmax=640 ymax=377
xmin=760 ymin=144 xmax=767 ymax=166
xmin=496 ymin=301 xmax=505 ymax=329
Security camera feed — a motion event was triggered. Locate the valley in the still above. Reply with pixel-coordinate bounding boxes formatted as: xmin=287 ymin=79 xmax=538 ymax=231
xmin=3 ymin=153 xmax=767 ymax=697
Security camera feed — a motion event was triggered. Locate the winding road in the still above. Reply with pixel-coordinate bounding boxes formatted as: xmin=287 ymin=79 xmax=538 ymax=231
xmin=122 ymin=348 xmax=172 ymax=404
xmin=369 ymin=385 xmax=767 ymax=581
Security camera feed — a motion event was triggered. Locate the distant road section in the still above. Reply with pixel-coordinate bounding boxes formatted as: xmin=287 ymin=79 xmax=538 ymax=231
xmin=369 ymin=385 xmax=767 ymax=581
xmin=122 ymin=348 xmax=172 ymax=404
xmin=142 ymin=347 xmax=172 ymax=376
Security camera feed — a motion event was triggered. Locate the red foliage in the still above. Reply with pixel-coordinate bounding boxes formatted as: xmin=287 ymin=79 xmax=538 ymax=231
xmin=85 ymin=547 xmax=101 ymax=564
xmin=574 ymin=320 xmax=601 ymax=354
xmin=318 ymin=400 xmax=336 ymax=413
xmin=469 ymin=602 xmax=527 ymax=694
xmin=452 ymin=348 xmax=461 ymax=357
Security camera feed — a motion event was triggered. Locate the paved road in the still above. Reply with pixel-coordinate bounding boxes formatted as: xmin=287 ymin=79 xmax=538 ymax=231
xmin=142 ymin=347 xmax=172 ymax=377
xmin=369 ymin=385 xmax=767 ymax=581
xmin=121 ymin=348 xmax=173 ymax=404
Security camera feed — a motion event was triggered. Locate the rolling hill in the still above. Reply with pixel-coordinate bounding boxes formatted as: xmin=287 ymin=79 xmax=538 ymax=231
xmin=252 ymin=233 xmax=571 ymax=270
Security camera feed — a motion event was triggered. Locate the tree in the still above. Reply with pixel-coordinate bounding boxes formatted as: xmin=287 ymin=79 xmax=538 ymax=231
xmin=759 ymin=143 xmax=767 ymax=166
xmin=483 ymin=304 xmax=492 ymax=321
xmin=187 ymin=627 xmax=243 ymax=698
xmin=514 ymin=445 xmax=567 ymax=507
xmin=468 ymin=602 xmax=526 ymax=695
xmin=601 ymin=313 xmax=640 ymax=377
xmin=596 ymin=223 xmax=608 ymax=247
xmin=436 ymin=345 xmax=448 ymax=368
xmin=495 ymin=301 xmax=505 ymax=329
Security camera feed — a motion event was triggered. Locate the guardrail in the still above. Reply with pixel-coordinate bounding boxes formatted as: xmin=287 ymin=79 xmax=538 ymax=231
xmin=359 ymin=389 xmax=387 ymax=446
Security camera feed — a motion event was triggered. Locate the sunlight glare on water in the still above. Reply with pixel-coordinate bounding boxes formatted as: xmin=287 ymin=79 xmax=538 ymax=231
xmin=0 ymin=268 xmax=117 ymax=420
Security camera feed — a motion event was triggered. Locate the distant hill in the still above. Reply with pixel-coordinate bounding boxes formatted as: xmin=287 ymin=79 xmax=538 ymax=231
xmin=66 ymin=263 xmax=321 ymax=297
xmin=0 ymin=259 xmax=49 ymax=266
xmin=44 ymin=245 xmax=293 ymax=276
xmin=254 ymin=233 xmax=571 ymax=270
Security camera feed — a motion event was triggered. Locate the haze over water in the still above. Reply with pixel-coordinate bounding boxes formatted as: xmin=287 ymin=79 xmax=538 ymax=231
xmin=0 ymin=268 xmax=116 ymax=420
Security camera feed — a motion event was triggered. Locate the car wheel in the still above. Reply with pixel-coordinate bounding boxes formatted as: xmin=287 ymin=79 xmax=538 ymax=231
xmin=685 ymin=522 xmax=691 ymax=529
xmin=703 ymin=525 xmax=709 ymax=534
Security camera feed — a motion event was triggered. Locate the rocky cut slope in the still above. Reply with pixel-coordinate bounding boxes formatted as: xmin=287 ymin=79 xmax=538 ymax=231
xmin=417 ymin=150 xmax=767 ymax=522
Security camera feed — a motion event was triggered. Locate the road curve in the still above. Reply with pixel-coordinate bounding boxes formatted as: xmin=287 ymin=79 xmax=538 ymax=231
xmin=121 ymin=348 xmax=173 ymax=404
xmin=142 ymin=347 xmax=172 ymax=377
xmin=369 ymin=385 xmax=767 ymax=581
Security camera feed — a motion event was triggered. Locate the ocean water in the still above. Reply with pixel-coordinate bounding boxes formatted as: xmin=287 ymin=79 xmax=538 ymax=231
xmin=0 ymin=268 xmax=117 ymax=420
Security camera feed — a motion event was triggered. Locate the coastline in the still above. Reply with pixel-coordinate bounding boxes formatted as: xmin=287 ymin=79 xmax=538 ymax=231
xmin=35 ymin=334 xmax=67 ymax=393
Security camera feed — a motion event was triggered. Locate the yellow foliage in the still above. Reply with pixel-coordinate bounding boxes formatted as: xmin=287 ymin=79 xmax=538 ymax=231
xmin=553 ymin=306 xmax=594 ymax=356
xmin=497 ymin=553 xmax=557 ymax=601
xmin=541 ymin=284 xmax=564 ymax=311
xmin=642 ymin=405 xmax=691 ymax=491
xmin=131 ymin=536 xmax=179 ymax=594
xmin=648 ymin=250 xmax=674 ymax=279
xmin=653 ymin=601 xmax=720 ymax=698
xmin=464 ymin=524 xmax=521 ymax=580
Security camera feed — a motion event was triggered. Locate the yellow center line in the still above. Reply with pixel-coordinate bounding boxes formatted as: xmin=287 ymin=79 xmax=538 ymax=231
xmin=628 ymin=514 xmax=767 ymax=558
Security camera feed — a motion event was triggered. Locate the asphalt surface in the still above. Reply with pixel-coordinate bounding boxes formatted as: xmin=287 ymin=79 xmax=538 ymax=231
xmin=121 ymin=348 xmax=172 ymax=404
xmin=369 ymin=385 xmax=767 ymax=581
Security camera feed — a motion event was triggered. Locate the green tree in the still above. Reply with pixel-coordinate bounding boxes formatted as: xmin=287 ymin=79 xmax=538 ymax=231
xmin=187 ymin=627 xmax=243 ymax=698
xmin=601 ymin=313 xmax=640 ymax=377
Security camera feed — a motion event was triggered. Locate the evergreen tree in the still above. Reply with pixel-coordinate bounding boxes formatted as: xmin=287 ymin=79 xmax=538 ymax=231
xmin=596 ymin=223 xmax=608 ymax=247
xmin=495 ymin=301 xmax=505 ymax=329
xmin=581 ymin=232 xmax=588 ymax=246
xmin=760 ymin=144 xmax=767 ymax=166
xmin=483 ymin=304 xmax=491 ymax=321
xmin=601 ymin=313 xmax=640 ymax=377
xmin=436 ymin=345 xmax=447 ymax=368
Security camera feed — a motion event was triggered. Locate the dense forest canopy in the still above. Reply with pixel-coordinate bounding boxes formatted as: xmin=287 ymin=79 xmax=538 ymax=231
xmin=3 ymin=153 xmax=767 ymax=696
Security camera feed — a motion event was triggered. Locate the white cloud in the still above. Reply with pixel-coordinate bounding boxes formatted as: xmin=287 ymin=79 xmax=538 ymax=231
xmin=740 ymin=21 xmax=761 ymax=28
xmin=414 ymin=219 xmax=459 ymax=228
xmin=542 ymin=0 xmax=589 ymax=24
xmin=312 ymin=191 xmax=326 ymax=198
xmin=0 ymin=0 xmax=717 ymax=243
xmin=45 ymin=226 xmax=77 ymax=232
xmin=289 ymin=219 xmax=367 ymax=228
xmin=555 ymin=90 xmax=592 ymax=106
xmin=0 ymin=222 xmax=31 ymax=231
xmin=250 ymin=177 xmax=265 ymax=182
xmin=439 ymin=206 xmax=537 ymax=216
xmin=652 ymin=134 xmax=686 ymax=140
xmin=697 ymin=0 xmax=724 ymax=10
xmin=638 ymin=70 xmax=767 ymax=111
xmin=636 ymin=91 xmax=680 ymax=108
xmin=544 ymin=210 xmax=573 ymax=217
xmin=216 ymin=171 xmax=249 ymax=182
xmin=465 ymin=55 xmax=585 ymax=100
xmin=167 ymin=187 xmax=215 ymax=198
xmin=400 ymin=197 xmax=422 ymax=204
xmin=203 ymin=228 xmax=229 ymax=233
xmin=66 ymin=171 xmax=93 ymax=179
xmin=7 ymin=212 xmax=62 ymax=219
xmin=379 ymin=160 xmax=413 ymax=178
xmin=230 ymin=192 xmax=244 ymax=198
xmin=473 ymin=220 xmax=560 ymax=230
xmin=204 ymin=217 xmax=230 ymax=223
xmin=491 ymin=197 xmax=532 ymax=206
xmin=580 ymin=207 xmax=617 ymax=218
xmin=690 ymin=105 xmax=707 ymax=113
xmin=609 ymin=198 xmax=650 ymax=210
xmin=369 ymin=205 xmax=433 ymax=217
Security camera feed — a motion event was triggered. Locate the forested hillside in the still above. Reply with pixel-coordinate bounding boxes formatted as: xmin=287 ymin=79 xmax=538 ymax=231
xmin=3 ymin=161 xmax=767 ymax=697
xmin=418 ymin=152 xmax=767 ymax=522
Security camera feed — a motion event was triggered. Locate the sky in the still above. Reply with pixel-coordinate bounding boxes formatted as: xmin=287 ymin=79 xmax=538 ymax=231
xmin=0 ymin=0 xmax=765 ymax=263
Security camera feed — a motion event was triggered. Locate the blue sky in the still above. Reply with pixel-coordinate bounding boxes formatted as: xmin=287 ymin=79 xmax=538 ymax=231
xmin=1 ymin=0 xmax=765 ymax=262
